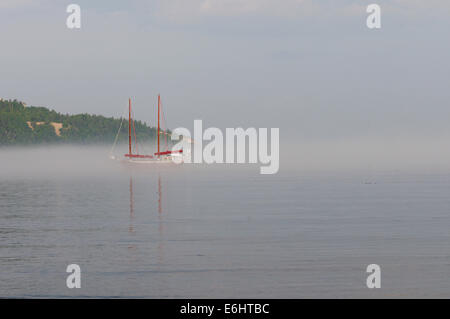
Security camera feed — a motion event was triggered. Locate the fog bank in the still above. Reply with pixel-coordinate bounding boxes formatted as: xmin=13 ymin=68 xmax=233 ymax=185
xmin=2 ymin=138 xmax=450 ymax=180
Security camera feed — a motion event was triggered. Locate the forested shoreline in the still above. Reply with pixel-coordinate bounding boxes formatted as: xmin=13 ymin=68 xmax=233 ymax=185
xmin=0 ymin=99 xmax=157 ymax=145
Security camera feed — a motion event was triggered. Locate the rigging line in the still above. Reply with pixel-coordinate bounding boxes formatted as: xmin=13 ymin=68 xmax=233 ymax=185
xmin=136 ymin=123 xmax=149 ymax=155
xmin=132 ymin=108 xmax=138 ymax=154
xmin=160 ymin=100 xmax=169 ymax=150
xmin=155 ymin=98 xmax=158 ymax=152
xmin=161 ymin=101 xmax=167 ymax=150
xmin=110 ymin=106 xmax=127 ymax=158
xmin=138 ymin=104 xmax=152 ymax=155
xmin=137 ymin=121 xmax=150 ymax=155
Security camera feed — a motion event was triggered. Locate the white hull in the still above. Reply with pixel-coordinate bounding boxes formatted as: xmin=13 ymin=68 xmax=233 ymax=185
xmin=110 ymin=155 xmax=183 ymax=165
xmin=126 ymin=158 xmax=176 ymax=164
xmin=120 ymin=155 xmax=183 ymax=165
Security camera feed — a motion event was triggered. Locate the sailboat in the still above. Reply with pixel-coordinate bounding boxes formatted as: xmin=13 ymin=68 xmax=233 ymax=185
xmin=111 ymin=95 xmax=183 ymax=164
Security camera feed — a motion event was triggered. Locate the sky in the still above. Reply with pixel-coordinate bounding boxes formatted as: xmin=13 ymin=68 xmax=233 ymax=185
xmin=1 ymin=0 xmax=450 ymax=143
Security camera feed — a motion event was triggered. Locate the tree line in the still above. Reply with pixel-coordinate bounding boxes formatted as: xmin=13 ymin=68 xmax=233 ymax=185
xmin=0 ymin=99 xmax=158 ymax=145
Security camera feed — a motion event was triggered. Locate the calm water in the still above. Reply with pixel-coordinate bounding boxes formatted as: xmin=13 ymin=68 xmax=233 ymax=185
xmin=1 ymin=148 xmax=450 ymax=298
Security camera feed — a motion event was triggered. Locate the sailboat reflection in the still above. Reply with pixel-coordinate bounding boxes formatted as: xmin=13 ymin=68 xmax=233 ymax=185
xmin=158 ymin=175 xmax=162 ymax=215
xmin=127 ymin=174 xmax=165 ymax=265
xmin=157 ymin=174 xmax=164 ymax=265
xmin=129 ymin=176 xmax=135 ymax=234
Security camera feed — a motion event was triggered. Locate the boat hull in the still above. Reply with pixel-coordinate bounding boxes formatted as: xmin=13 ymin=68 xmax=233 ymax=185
xmin=120 ymin=155 xmax=182 ymax=165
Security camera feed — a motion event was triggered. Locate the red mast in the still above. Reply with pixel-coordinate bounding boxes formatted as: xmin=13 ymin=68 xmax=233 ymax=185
xmin=124 ymin=98 xmax=154 ymax=159
xmin=157 ymin=94 xmax=160 ymax=156
xmin=128 ymin=98 xmax=132 ymax=156
xmin=153 ymin=94 xmax=183 ymax=158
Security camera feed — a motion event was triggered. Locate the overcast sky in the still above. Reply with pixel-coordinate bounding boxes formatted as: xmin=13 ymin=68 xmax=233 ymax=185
xmin=1 ymin=0 xmax=450 ymax=142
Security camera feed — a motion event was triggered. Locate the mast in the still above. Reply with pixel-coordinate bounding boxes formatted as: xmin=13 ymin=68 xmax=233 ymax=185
xmin=124 ymin=97 xmax=154 ymax=160
xmin=152 ymin=94 xmax=182 ymax=158
xmin=157 ymin=94 xmax=160 ymax=156
xmin=128 ymin=98 xmax=132 ymax=156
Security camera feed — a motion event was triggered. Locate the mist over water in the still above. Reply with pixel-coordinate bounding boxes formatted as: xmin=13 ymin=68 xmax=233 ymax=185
xmin=3 ymin=136 xmax=450 ymax=179
xmin=2 ymin=144 xmax=450 ymax=297
xmin=1 ymin=146 xmax=116 ymax=180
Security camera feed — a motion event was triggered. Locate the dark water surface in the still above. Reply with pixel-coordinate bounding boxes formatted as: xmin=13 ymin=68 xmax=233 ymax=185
xmin=1 ymin=149 xmax=450 ymax=298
